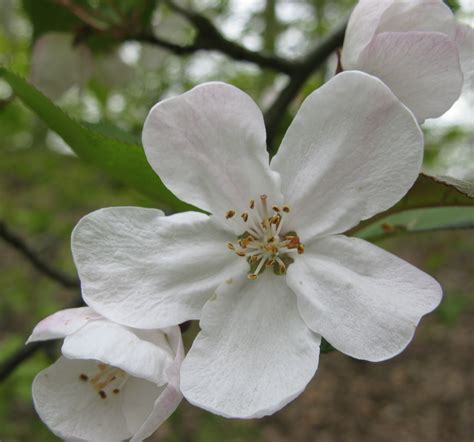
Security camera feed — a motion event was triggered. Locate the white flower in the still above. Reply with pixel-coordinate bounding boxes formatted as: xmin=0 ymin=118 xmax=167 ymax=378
xmin=30 ymin=33 xmax=133 ymax=100
xmin=341 ymin=0 xmax=474 ymax=122
xmin=71 ymin=72 xmax=442 ymax=418
xmin=28 ymin=307 xmax=183 ymax=441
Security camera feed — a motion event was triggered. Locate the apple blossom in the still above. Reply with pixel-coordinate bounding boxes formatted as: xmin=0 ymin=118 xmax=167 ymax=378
xmin=71 ymin=73 xmax=442 ymax=418
xmin=341 ymin=0 xmax=473 ymax=122
xmin=30 ymin=32 xmax=132 ymax=100
xmin=28 ymin=307 xmax=183 ymax=442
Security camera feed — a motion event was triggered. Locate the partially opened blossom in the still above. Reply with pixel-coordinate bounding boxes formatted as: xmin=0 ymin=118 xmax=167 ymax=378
xmin=341 ymin=0 xmax=473 ymax=122
xmin=71 ymin=73 xmax=442 ymax=418
xmin=28 ymin=307 xmax=183 ymax=441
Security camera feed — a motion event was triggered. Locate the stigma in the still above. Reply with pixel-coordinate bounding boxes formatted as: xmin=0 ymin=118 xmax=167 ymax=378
xmin=225 ymin=195 xmax=304 ymax=280
xmin=78 ymin=363 xmax=129 ymax=400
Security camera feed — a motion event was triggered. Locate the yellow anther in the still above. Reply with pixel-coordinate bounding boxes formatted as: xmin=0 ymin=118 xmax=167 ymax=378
xmin=272 ymin=205 xmax=280 ymax=212
xmin=227 ymin=242 xmax=235 ymax=251
xmin=297 ymin=244 xmax=305 ymax=254
xmin=248 ymin=274 xmax=258 ymax=280
xmin=249 ymin=200 xmax=255 ymax=209
xmin=282 ymin=205 xmax=290 ymax=213
xmin=241 ymin=212 xmax=249 ymax=222
xmin=225 ymin=210 xmax=236 ymax=219
xmin=236 ymin=251 xmax=247 ymax=257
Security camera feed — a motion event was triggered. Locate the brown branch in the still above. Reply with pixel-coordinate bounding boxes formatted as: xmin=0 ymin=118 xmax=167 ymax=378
xmin=0 ymin=297 xmax=84 ymax=383
xmin=0 ymin=220 xmax=80 ymax=289
xmin=132 ymin=0 xmax=296 ymax=75
xmin=264 ymin=20 xmax=347 ymax=152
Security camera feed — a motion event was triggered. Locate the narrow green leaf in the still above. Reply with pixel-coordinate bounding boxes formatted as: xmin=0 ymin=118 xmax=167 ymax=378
xmin=348 ymin=173 xmax=474 ymax=236
xmin=0 ymin=67 xmax=194 ymax=212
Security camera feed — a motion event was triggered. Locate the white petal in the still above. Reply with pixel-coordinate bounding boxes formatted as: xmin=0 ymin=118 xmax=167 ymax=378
xmin=33 ymin=357 xmax=131 ymax=442
xmin=62 ymin=320 xmax=173 ymax=385
xmin=142 ymin=82 xmax=282 ymax=221
xmin=341 ymin=0 xmax=391 ymax=67
xmin=181 ymin=273 xmax=320 ymax=419
xmin=132 ymin=326 xmax=184 ymax=442
xmin=30 ymin=33 xmax=93 ymax=100
xmin=342 ymin=0 xmax=456 ymax=68
xmin=358 ymin=31 xmax=463 ymax=122
xmin=72 ymin=207 xmax=246 ymax=328
xmin=27 ymin=307 xmax=100 ymax=344
xmin=286 ymin=235 xmax=442 ymax=362
xmin=455 ymin=23 xmax=474 ymax=92
xmin=271 ymin=71 xmax=423 ymax=241
xmin=121 ymin=377 xmax=164 ymax=436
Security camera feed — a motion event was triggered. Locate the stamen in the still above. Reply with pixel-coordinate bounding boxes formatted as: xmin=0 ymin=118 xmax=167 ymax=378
xmin=225 ymin=210 xmax=236 ymax=219
xmin=113 ymin=388 xmax=120 ymax=394
xmin=282 ymin=205 xmax=290 ymax=213
xmin=272 ymin=205 xmax=280 ymax=212
xmin=297 ymin=244 xmax=305 ymax=254
xmin=241 ymin=212 xmax=249 ymax=222
xmin=249 ymin=200 xmax=255 ymax=209
xmin=79 ymin=373 xmax=88 ymax=381
xmin=227 ymin=242 xmax=235 ymax=251
xmin=99 ymin=390 xmax=107 ymax=399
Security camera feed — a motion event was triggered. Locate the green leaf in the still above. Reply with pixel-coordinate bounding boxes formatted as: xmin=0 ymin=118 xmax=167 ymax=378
xmin=0 ymin=67 xmax=194 ymax=212
xmin=349 ymin=174 xmax=474 ymax=239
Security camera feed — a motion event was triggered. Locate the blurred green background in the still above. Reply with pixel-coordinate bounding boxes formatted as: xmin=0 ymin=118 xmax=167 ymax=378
xmin=0 ymin=0 xmax=473 ymax=440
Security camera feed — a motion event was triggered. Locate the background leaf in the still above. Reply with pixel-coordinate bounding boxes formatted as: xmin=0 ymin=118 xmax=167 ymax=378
xmin=0 ymin=67 xmax=194 ymax=212
xmin=349 ymin=174 xmax=474 ymax=238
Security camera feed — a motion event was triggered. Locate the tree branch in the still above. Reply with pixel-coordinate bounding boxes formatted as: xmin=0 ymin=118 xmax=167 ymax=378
xmin=0 ymin=297 xmax=84 ymax=383
xmin=0 ymin=220 xmax=80 ymax=289
xmin=264 ymin=20 xmax=347 ymax=152
xmin=136 ymin=0 xmax=296 ymax=75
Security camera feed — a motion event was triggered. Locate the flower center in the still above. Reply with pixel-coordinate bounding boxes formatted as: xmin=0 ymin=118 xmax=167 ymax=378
xmin=79 ymin=362 xmax=129 ymax=400
xmin=225 ymin=195 xmax=304 ymax=280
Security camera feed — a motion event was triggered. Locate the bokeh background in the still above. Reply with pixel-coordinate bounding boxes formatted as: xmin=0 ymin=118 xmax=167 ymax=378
xmin=0 ymin=0 xmax=473 ymax=440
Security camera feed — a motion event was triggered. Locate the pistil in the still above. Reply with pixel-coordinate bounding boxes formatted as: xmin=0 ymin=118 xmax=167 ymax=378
xmin=225 ymin=195 xmax=304 ymax=279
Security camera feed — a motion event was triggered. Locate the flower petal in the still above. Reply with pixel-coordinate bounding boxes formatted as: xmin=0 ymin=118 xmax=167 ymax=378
xmin=455 ymin=23 xmax=474 ymax=92
xmin=132 ymin=326 xmax=184 ymax=442
xmin=286 ymin=235 xmax=442 ymax=362
xmin=26 ymin=307 xmax=100 ymax=344
xmin=121 ymin=377 xmax=165 ymax=436
xmin=142 ymin=82 xmax=282 ymax=220
xmin=62 ymin=320 xmax=173 ymax=384
xmin=33 ymin=357 xmax=131 ymax=442
xmin=358 ymin=31 xmax=463 ymax=122
xmin=341 ymin=0 xmax=456 ymax=68
xmin=271 ymin=71 xmax=423 ymax=241
xmin=181 ymin=273 xmax=320 ymax=418
xmin=72 ymin=207 xmax=246 ymax=328
xmin=30 ymin=33 xmax=93 ymax=100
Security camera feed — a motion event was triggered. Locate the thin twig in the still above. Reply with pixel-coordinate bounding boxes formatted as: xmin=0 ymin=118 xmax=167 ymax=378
xmin=264 ymin=20 xmax=347 ymax=152
xmin=0 ymin=220 xmax=80 ymax=289
xmin=0 ymin=297 xmax=84 ymax=383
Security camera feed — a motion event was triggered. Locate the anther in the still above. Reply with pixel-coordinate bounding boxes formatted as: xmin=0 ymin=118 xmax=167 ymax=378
xmin=99 ymin=390 xmax=107 ymax=399
xmin=249 ymin=200 xmax=255 ymax=209
xmin=297 ymin=244 xmax=305 ymax=254
xmin=236 ymin=251 xmax=246 ymax=257
xmin=113 ymin=388 xmax=120 ymax=394
xmin=241 ymin=212 xmax=249 ymax=222
xmin=282 ymin=205 xmax=290 ymax=213
xmin=227 ymin=242 xmax=235 ymax=251
xmin=79 ymin=373 xmax=88 ymax=382
xmin=248 ymin=274 xmax=258 ymax=280
xmin=225 ymin=210 xmax=236 ymax=219
xmin=272 ymin=205 xmax=280 ymax=212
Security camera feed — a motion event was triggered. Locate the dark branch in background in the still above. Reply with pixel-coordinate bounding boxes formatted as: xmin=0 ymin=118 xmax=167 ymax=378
xmin=0 ymin=220 xmax=80 ymax=289
xmin=161 ymin=0 xmax=296 ymax=75
xmin=264 ymin=21 xmax=347 ymax=152
xmin=0 ymin=296 xmax=84 ymax=383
